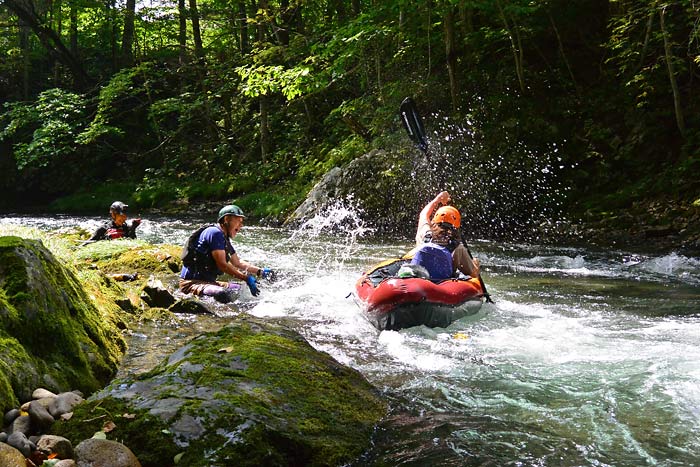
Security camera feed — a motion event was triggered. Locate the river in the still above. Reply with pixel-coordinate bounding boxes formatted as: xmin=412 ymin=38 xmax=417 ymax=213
xmin=2 ymin=211 xmax=700 ymax=466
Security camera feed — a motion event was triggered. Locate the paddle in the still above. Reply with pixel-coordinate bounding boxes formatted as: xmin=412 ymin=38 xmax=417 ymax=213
xmin=400 ymin=97 xmax=429 ymax=155
xmin=399 ymin=97 xmax=493 ymax=303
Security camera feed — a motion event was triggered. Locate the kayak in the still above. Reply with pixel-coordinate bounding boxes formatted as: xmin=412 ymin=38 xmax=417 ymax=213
xmin=355 ymin=258 xmax=484 ymax=331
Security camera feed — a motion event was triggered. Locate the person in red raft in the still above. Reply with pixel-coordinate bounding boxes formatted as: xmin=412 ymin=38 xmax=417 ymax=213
xmin=85 ymin=201 xmax=141 ymax=244
xmin=179 ymin=204 xmax=275 ymax=303
xmin=402 ymin=191 xmax=480 ymax=280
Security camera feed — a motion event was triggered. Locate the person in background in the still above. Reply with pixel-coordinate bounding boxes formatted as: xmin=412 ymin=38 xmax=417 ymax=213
xmin=179 ymin=204 xmax=275 ymax=303
xmin=404 ymin=191 xmax=480 ymax=279
xmin=84 ymin=201 xmax=141 ymax=244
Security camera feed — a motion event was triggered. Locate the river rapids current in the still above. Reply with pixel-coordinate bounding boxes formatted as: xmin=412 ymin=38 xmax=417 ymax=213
xmin=2 ymin=212 xmax=700 ymax=466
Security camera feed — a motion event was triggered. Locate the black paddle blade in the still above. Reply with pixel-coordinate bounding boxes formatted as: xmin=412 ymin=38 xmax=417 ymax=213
xmin=400 ymin=97 xmax=428 ymax=152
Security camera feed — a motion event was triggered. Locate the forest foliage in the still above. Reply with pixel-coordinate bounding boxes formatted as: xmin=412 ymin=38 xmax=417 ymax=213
xmin=0 ymin=0 xmax=698 ymax=228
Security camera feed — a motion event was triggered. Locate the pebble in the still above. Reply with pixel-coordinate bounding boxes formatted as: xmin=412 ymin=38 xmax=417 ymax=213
xmin=1 ymin=388 xmax=142 ymax=466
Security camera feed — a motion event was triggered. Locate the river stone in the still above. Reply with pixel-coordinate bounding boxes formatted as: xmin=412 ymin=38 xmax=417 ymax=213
xmin=55 ymin=460 xmax=78 ymax=467
xmin=36 ymin=434 xmax=74 ymax=459
xmin=7 ymin=431 xmax=33 ymax=457
xmin=10 ymin=414 xmax=32 ymax=435
xmin=28 ymin=400 xmax=55 ymax=431
xmin=140 ymin=277 xmax=176 ymax=308
xmin=169 ymin=297 xmax=211 ymax=314
xmin=49 ymin=392 xmax=84 ymax=418
xmin=0 ymin=442 xmax=26 ymax=467
xmin=4 ymin=408 xmax=20 ymax=426
xmin=53 ymin=459 xmax=78 ymax=467
xmin=75 ymin=438 xmax=142 ymax=467
xmin=33 ymin=388 xmax=57 ymax=399
xmin=53 ymin=315 xmax=387 ymax=467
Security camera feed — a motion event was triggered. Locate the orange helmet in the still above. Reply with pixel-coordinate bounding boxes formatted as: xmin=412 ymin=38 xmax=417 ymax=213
xmin=432 ymin=206 xmax=461 ymax=228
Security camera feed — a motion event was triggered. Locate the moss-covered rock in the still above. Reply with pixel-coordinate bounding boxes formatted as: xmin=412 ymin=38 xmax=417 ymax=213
xmin=285 ymin=149 xmax=429 ymax=236
xmin=0 ymin=236 xmax=126 ymax=412
xmin=74 ymin=240 xmax=181 ymax=277
xmin=52 ymin=316 xmax=387 ymax=467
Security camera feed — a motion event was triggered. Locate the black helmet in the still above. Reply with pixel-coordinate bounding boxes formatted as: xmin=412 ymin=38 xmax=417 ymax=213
xmin=110 ymin=201 xmax=128 ymax=214
xmin=218 ymin=205 xmax=245 ymax=222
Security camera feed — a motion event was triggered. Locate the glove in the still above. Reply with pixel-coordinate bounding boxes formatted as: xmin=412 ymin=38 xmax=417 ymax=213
xmin=131 ymin=218 xmax=142 ymax=227
xmin=246 ymin=274 xmax=260 ymax=297
xmin=259 ymin=268 xmax=276 ymax=281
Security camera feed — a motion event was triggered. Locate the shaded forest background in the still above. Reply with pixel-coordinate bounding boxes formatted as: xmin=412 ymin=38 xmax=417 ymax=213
xmin=0 ymin=0 xmax=698 ymax=239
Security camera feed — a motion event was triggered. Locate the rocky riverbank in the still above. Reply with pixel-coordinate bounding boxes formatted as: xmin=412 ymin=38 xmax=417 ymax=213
xmin=0 ymin=227 xmax=387 ymax=466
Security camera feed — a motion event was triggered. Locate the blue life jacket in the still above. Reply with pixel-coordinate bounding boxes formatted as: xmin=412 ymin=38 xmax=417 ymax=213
xmin=410 ymin=243 xmax=453 ymax=280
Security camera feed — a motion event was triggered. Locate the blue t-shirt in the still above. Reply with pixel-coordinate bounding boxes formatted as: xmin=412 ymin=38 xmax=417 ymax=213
xmin=180 ymin=226 xmax=235 ymax=282
xmin=410 ymin=243 xmax=453 ymax=280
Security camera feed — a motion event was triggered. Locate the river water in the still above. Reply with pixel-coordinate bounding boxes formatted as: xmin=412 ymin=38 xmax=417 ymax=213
xmin=2 ymin=212 xmax=700 ymax=466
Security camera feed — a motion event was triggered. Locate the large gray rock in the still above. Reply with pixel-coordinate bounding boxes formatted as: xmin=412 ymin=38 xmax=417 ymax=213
xmin=285 ymin=149 xmax=427 ymax=235
xmin=0 ymin=236 xmax=126 ymax=413
xmin=54 ymin=316 xmax=387 ymax=467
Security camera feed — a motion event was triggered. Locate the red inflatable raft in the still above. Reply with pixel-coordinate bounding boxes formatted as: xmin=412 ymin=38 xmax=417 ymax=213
xmin=355 ymin=258 xmax=484 ymax=331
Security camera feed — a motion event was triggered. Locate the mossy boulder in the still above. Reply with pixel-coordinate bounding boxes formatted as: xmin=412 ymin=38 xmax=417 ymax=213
xmin=73 ymin=240 xmax=181 ymax=277
xmin=0 ymin=236 xmax=126 ymax=412
xmin=52 ymin=316 xmax=387 ymax=467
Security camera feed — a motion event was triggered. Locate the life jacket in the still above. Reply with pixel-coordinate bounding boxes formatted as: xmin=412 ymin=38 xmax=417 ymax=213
xmin=410 ymin=243 xmax=453 ymax=280
xmin=105 ymin=223 xmax=130 ymax=239
xmin=181 ymin=226 xmax=233 ymax=275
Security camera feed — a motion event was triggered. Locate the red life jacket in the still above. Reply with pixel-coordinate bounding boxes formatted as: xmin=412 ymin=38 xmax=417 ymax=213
xmin=106 ymin=224 xmax=129 ymax=239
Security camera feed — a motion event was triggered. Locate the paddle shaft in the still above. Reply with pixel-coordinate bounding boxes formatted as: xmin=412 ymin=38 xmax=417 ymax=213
xmin=399 ymin=97 xmax=493 ymax=303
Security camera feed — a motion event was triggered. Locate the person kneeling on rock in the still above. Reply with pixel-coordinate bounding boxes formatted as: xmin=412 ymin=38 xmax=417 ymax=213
xmin=179 ymin=204 xmax=275 ymax=303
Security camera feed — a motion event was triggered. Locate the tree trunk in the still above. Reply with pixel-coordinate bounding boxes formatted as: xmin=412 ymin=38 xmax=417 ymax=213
xmin=69 ymin=0 xmax=78 ymax=56
xmin=105 ymin=0 xmax=118 ymax=73
xmin=121 ymin=0 xmax=135 ymax=66
xmin=351 ymin=0 xmax=360 ymax=17
xmin=547 ymin=10 xmax=577 ymax=91
xmin=495 ymin=0 xmax=525 ymax=94
xmin=178 ymin=0 xmax=188 ymax=65
xmin=189 ymin=0 xmax=204 ymax=61
xmin=257 ymin=0 xmax=270 ymax=161
xmin=5 ymin=0 xmax=91 ymax=88
xmin=444 ymin=6 xmax=458 ymax=112
xmin=278 ymin=0 xmax=291 ymax=45
xmin=260 ymin=96 xmax=270 ymax=162
xmin=659 ymin=5 xmax=685 ymax=137
xmin=19 ymin=20 xmax=30 ymax=99
xmin=238 ymin=0 xmax=249 ymax=54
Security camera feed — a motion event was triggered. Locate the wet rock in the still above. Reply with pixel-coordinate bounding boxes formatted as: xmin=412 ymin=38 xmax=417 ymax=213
xmin=169 ymin=298 xmax=211 ymax=314
xmin=0 ymin=442 xmax=26 ymax=467
xmin=7 ymin=431 xmax=34 ymax=457
xmin=75 ymin=438 xmax=142 ymax=467
xmin=4 ymin=408 xmax=20 ymax=426
xmin=0 ymin=236 xmax=125 ymax=413
xmin=36 ymin=434 xmax=74 ymax=459
xmin=28 ymin=399 xmax=55 ymax=431
xmin=141 ymin=277 xmax=176 ymax=308
xmin=10 ymin=414 xmax=31 ymax=435
xmin=53 ymin=316 xmax=387 ymax=467
xmin=0 ymin=431 xmax=7 ymax=443
xmin=49 ymin=392 xmax=84 ymax=418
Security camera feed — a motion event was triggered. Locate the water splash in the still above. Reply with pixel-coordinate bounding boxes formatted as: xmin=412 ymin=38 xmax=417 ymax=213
xmin=412 ymin=110 xmax=571 ymax=243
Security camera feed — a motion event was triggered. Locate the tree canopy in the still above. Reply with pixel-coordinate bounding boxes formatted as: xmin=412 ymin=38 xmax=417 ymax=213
xmin=0 ymin=0 xmax=697 ymax=233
